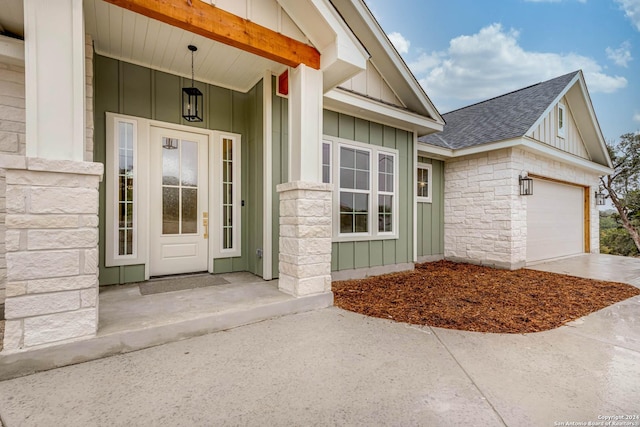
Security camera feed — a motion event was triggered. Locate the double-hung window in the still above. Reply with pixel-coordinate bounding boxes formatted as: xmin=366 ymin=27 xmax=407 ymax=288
xmin=339 ymin=146 xmax=371 ymax=234
xmin=328 ymin=136 xmax=398 ymax=240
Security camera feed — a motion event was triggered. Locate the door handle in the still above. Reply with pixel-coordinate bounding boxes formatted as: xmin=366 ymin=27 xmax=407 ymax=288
xmin=203 ymin=212 xmax=208 ymax=239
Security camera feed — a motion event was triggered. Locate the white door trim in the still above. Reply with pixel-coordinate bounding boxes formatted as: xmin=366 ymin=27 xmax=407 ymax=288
xmin=105 ymin=113 xmax=253 ymax=279
xmin=149 ymin=125 xmax=210 ymax=276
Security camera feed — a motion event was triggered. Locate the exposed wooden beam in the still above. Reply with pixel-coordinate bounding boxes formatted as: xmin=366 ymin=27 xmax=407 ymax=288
xmin=104 ymin=0 xmax=321 ymax=69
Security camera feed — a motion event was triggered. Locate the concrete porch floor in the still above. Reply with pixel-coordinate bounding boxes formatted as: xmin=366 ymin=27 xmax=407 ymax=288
xmin=0 ymin=273 xmax=333 ymax=381
xmin=527 ymin=253 xmax=640 ymax=287
xmin=99 ymin=272 xmax=291 ymax=335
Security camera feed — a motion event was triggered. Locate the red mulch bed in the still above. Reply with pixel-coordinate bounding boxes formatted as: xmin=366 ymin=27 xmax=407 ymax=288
xmin=332 ymin=260 xmax=640 ymax=333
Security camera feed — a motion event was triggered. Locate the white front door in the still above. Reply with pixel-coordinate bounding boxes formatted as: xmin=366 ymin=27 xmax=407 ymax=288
xmin=149 ymin=126 xmax=209 ymax=276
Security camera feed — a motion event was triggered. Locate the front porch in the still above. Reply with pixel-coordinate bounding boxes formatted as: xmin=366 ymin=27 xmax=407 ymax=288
xmin=0 ymin=273 xmax=331 ymax=380
xmin=1 ymin=0 xmax=356 ymax=354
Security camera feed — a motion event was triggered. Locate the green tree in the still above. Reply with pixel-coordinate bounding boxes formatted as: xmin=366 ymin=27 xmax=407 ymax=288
xmin=601 ymin=132 xmax=640 ymax=253
xmin=600 ymin=211 xmax=639 ymax=256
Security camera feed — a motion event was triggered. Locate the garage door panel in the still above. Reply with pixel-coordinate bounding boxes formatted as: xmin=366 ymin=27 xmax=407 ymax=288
xmin=527 ymin=179 xmax=584 ymax=263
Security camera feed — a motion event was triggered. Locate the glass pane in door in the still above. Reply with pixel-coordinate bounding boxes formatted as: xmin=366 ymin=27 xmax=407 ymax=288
xmin=181 ymin=188 xmax=198 ymax=234
xmin=162 ymin=187 xmax=179 ymax=234
xmin=162 ymin=138 xmax=199 ymax=235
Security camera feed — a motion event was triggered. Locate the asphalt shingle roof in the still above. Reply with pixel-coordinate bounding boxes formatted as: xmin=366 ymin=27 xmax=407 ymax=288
xmin=419 ymin=71 xmax=580 ymax=149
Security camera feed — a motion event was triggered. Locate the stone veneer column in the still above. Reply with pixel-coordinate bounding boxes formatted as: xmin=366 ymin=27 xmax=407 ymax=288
xmin=1 ymin=156 xmax=102 ymax=351
xmin=277 ymin=182 xmax=332 ymax=297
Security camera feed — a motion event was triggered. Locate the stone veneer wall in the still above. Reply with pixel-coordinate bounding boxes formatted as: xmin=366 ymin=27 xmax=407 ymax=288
xmin=277 ymin=182 xmax=333 ymax=297
xmin=0 ymin=59 xmax=26 ymax=306
xmin=0 ymin=35 xmax=94 ymax=307
xmin=444 ymin=148 xmax=525 ymax=269
xmin=513 ymin=148 xmax=600 ymax=253
xmin=2 ymin=157 xmax=102 ymax=351
xmin=444 ymin=147 xmax=600 ymax=269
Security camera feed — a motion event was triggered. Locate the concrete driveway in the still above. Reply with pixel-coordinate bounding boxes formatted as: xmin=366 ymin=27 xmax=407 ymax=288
xmin=0 ymin=298 xmax=639 ymax=426
xmin=528 ymin=253 xmax=640 ymax=287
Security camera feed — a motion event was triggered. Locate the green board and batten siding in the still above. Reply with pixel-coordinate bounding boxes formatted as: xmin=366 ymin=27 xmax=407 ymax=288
xmin=324 ymin=110 xmax=409 ymax=271
xmin=417 ymin=158 xmax=445 ymax=258
xmin=269 ymin=90 xmax=444 ymax=276
xmin=95 ymin=57 xmax=443 ymax=283
xmin=271 ymin=77 xmax=288 ymax=278
xmin=94 ymin=54 xmax=264 ymax=285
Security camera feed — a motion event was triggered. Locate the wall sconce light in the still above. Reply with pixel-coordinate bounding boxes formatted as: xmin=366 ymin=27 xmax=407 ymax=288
xmin=519 ymin=172 xmax=533 ymax=196
xmin=595 ymin=188 xmax=606 ymax=206
xmin=182 ymin=45 xmax=203 ymax=122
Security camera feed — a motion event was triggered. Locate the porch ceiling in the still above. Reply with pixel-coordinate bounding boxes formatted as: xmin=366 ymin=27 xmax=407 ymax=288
xmin=84 ymin=0 xmax=287 ymax=93
xmin=0 ymin=0 xmax=287 ymax=92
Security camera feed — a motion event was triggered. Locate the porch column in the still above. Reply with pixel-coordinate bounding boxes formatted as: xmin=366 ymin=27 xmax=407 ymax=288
xmin=1 ymin=0 xmax=102 ymax=352
xmin=24 ymin=0 xmax=86 ymax=161
xmin=276 ymin=64 xmax=332 ymax=297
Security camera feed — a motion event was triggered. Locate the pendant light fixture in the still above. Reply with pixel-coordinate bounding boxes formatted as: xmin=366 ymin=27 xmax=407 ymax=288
xmin=182 ymin=44 xmax=203 ymax=122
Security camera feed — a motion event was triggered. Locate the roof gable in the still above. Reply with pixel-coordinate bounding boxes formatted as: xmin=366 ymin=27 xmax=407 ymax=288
xmin=420 ymin=71 xmax=577 ymax=149
xmin=419 ymin=71 xmax=612 ymax=169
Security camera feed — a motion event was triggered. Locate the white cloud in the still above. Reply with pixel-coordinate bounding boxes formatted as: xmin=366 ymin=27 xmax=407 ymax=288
xmin=387 ymin=32 xmax=410 ymax=55
xmin=616 ymin=0 xmax=640 ymax=31
xmin=634 ymin=112 xmax=640 ymax=122
xmin=606 ymin=41 xmax=633 ymax=67
xmin=409 ymin=23 xmax=627 ymax=109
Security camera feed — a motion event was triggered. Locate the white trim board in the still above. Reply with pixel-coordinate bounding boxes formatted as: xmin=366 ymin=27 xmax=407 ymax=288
xmin=417 ymin=137 xmax=613 ymax=175
xmin=104 ymin=112 xmax=245 ymax=279
xmin=324 ymin=88 xmax=443 ymax=136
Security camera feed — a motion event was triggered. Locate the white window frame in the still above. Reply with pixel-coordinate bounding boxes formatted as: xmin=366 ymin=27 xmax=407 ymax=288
xmin=337 ymin=143 xmax=372 ymax=238
xmin=377 ymin=151 xmax=397 ymax=236
xmin=416 ymin=162 xmax=433 ymax=203
xmin=105 ymin=115 xmax=141 ymax=266
xmin=322 ymin=140 xmax=332 ymax=184
xmin=106 ymin=112 xmax=245 ymax=277
xmin=558 ymin=103 xmax=566 ymax=138
xmin=211 ymin=131 xmax=242 ymax=259
xmin=327 ymin=135 xmax=399 ymax=242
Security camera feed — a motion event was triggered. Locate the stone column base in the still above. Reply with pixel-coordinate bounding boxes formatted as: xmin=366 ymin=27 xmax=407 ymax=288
xmin=277 ymin=181 xmax=332 ymax=297
xmin=1 ymin=156 xmax=103 ymax=352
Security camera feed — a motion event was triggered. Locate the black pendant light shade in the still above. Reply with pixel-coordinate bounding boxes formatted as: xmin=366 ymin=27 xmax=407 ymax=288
xmin=182 ymin=45 xmax=203 ymax=122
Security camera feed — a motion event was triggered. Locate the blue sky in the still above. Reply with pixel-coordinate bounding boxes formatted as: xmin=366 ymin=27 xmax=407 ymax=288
xmin=365 ymin=0 xmax=640 ymax=143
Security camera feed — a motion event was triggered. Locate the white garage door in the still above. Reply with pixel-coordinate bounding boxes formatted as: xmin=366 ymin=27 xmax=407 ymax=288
xmin=526 ymin=179 xmax=584 ymax=263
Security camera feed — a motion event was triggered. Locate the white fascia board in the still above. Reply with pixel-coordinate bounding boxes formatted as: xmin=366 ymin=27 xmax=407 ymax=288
xmin=0 ymin=35 xmax=24 ymax=65
xmin=344 ymin=0 xmax=443 ymax=125
xmin=568 ymin=77 xmax=613 ymax=168
xmin=524 ymin=71 xmax=612 ymax=169
xmin=324 ymin=88 xmax=443 ymax=135
xmin=451 ymin=137 xmax=613 ymax=175
xmin=519 ymin=137 xmax=613 ymax=175
xmin=416 ymin=142 xmax=453 ymax=159
xmin=278 ymin=0 xmax=368 ymax=92
xmin=525 ymin=73 xmax=580 ymax=138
